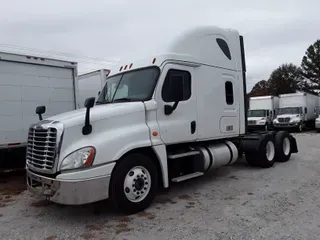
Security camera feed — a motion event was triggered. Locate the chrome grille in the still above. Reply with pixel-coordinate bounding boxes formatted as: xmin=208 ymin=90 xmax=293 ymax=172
xmin=278 ymin=118 xmax=290 ymax=123
xmin=27 ymin=126 xmax=57 ymax=170
xmin=248 ymin=120 xmax=256 ymax=125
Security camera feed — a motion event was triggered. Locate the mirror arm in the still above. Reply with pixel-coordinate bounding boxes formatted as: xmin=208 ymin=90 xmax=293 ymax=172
xmin=164 ymin=101 xmax=179 ymax=115
xmin=172 ymin=101 xmax=179 ymax=111
xmin=82 ymin=106 xmax=92 ymax=135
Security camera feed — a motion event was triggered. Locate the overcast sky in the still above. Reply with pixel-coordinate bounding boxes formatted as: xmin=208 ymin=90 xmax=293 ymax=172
xmin=0 ymin=0 xmax=319 ymax=91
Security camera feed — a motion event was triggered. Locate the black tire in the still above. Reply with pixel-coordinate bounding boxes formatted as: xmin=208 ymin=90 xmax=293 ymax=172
xmin=274 ymin=131 xmax=292 ymax=162
xmin=110 ymin=153 xmax=158 ymax=215
xmin=245 ymin=134 xmax=276 ymax=168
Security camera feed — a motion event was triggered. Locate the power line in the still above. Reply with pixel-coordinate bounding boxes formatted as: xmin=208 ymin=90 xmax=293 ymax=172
xmin=0 ymin=43 xmax=119 ymax=65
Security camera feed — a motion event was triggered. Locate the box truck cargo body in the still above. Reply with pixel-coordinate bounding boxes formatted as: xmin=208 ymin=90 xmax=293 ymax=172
xmin=78 ymin=69 xmax=110 ymax=108
xmin=0 ymin=51 xmax=79 ymax=154
xmin=247 ymin=96 xmax=279 ymax=130
xmin=273 ymin=92 xmax=318 ymax=131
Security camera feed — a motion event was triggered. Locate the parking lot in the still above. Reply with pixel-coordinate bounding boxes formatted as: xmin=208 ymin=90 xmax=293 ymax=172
xmin=1 ymin=131 xmax=320 ymax=240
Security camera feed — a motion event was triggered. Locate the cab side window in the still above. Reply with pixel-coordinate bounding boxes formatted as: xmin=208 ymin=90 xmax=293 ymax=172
xmin=162 ymin=69 xmax=191 ymax=102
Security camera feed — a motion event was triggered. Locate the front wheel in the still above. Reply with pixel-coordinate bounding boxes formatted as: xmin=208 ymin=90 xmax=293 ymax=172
xmin=297 ymin=122 xmax=303 ymax=132
xmin=110 ymin=153 xmax=158 ymax=215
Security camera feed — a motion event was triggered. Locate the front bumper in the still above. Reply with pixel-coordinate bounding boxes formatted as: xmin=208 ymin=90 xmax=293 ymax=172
xmin=273 ymin=123 xmax=299 ymax=129
xmin=315 ymin=122 xmax=320 ymax=129
xmin=26 ymin=169 xmax=111 ymax=205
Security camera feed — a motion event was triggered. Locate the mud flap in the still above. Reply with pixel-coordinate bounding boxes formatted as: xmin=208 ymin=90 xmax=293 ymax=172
xmin=289 ymin=135 xmax=298 ymax=153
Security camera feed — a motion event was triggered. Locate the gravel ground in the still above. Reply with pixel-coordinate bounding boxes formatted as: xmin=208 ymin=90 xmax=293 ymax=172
xmin=1 ymin=132 xmax=320 ymax=240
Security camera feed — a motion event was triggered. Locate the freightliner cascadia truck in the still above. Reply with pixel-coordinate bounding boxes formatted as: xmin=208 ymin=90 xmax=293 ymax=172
xmin=26 ymin=26 xmax=298 ymax=214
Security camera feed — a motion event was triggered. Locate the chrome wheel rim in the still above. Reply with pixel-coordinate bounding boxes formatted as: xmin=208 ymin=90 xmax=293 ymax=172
xmin=123 ymin=166 xmax=151 ymax=203
xmin=266 ymin=141 xmax=275 ymax=161
xmin=283 ymin=137 xmax=290 ymax=155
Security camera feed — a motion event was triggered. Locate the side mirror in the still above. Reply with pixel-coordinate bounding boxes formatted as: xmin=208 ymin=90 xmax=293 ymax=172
xmin=82 ymin=97 xmax=95 ymax=135
xmin=84 ymin=97 xmax=95 ymax=108
xmin=35 ymin=106 xmax=46 ymax=121
xmin=164 ymin=79 xmax=184 ymax=115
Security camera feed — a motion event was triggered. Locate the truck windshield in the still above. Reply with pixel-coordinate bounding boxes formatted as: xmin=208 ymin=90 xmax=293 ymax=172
xmin=247 ymin=110 xmax=266 ymax=117
xmin=96 ymin=67 xmax=160 ymax=104
xmin=279 ymin=107 xmax=300 ymax=115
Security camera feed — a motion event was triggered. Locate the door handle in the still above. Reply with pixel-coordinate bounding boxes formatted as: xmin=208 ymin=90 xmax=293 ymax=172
xmin=190 ymin=121 xmax=196 ymax=134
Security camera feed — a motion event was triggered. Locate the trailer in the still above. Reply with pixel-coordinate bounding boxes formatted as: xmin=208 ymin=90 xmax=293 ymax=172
xmin=0 ymin=51 xmax=79 ymax=168
xmin=273 ymin=92 xmax=319 ymax=132
xmin=26 ymin=26 xmax=298 ymax=215
xmin=77 ymin=69 xmax=110 ymax=108
xmin=247 ymin=96 xmax=279 ymax=131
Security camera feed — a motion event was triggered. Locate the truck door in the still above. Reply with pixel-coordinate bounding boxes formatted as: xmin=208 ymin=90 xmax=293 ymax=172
xmin=155 ymin=64 xmax=197 ymax=144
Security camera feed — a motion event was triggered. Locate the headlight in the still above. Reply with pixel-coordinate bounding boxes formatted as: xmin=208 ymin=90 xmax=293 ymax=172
xmin=273 ymin=119 xmax=278 ymax=123
xmin=60 ymin=147 xmax=96 ymax=171
xmin=258 ymin=120 xmax=266 ymax=125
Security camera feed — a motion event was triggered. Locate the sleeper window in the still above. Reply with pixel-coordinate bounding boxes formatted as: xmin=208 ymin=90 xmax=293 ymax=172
xmin=225 ymin=81 xmax=234 ymax=105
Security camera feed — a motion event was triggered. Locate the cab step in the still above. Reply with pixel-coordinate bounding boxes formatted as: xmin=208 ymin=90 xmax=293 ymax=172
xmin=171 ymin=171 xmax=204 ymax=182
xmin=168 ymin=151 xmax=200 ymax=159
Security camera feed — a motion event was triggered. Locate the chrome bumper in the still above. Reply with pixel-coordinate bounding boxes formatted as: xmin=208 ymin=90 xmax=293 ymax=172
xmin=273 ymin=123 xmax=299 ymax=128
xmin=26 ymin=169 xmax=111 ymax=205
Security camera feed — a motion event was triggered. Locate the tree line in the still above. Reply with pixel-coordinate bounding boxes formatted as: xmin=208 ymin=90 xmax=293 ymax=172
xmin=249 ymin=39 xmax=320 ymax=97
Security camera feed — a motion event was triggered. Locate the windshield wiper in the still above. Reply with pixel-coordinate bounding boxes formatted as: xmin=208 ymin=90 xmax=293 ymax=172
xmin=95 ymin=100 xmax=111 ymax=105
xmin=112 ymin=97 xmax=138 ymax=103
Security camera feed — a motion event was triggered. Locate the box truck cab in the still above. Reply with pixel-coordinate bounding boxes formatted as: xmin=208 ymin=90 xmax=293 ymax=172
xmin=315 ymin=96 xmax=320 ymax=132
xmin=273 ymin=92 xmax=318 ymax=132
xmin=247 ymin=96 xmax=279 ymax=131
xmin=26 ymin=26 xmax=298 ymax=214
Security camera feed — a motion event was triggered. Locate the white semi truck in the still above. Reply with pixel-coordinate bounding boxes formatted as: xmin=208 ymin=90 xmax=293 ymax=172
xmin=26 ymin=26 xmax=298 ymax=214
xmin=0 ymin=51 xmax=79 ymax=169
xmin=273 ymin=92 xmax=319 ymax=132
xmin=247 ymin=96 xmax=279 ymax=131
xmin=77 ymin=69 xmax=110 ymax=108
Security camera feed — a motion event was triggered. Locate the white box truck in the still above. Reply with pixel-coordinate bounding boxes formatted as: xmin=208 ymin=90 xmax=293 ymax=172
xmin=273 ymin=92 xmax=318 ymax=132
xmin=247 ymin=96 xmax=279 ymax=131
xmin=77 ymin=69 xmax=110 ymax=108
xmin=0 ymin=51 xmax=79 ymax=168
xmin=26 ymin=26 xmax=298 ymax=215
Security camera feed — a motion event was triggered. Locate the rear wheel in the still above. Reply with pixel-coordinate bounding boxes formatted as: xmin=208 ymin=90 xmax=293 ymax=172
xmin=245 ymin=134 xmax=276 ymax=168
xmin=110 ymin=153 xmax=158 ymax=215
xmin=274 ymin=131 xmax=291 ymax=162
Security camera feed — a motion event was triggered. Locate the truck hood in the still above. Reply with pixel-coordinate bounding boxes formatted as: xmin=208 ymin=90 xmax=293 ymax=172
xmin=276 ymin=114 xmax=300 ymax=119
xmin=45 ymin=102 xmax=146 ymax=128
